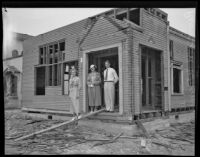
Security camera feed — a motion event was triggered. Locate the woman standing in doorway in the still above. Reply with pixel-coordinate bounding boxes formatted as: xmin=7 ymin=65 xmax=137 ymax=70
xmin=87 ymin=64 xmax=102 ymax=112
xmin=69 ymin=66 xmax=82 ymax=120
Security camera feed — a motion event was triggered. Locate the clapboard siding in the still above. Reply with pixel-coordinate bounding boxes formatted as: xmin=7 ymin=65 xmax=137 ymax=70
xmin=130 ymin=9 xmax=169 ymax=113
xmin=22 ymin=8 xmax=195 ymax=116
xmin=169 ymin=29 xmax=195 ymax=109
xmin=22 ymin=18 xmax=88 ymax=110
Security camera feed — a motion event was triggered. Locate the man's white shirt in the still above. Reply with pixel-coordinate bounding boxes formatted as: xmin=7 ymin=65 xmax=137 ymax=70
xmin=104 ymin=67 xmax=119 ymax=83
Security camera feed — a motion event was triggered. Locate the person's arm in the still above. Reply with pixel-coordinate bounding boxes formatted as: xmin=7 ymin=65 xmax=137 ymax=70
xmin=93 ymin=73 xmax=101 ymax=85
xmin=113 ymin=69 xmax=119 ymax=84
xmin=87 ymin=74 xmax=92 ymax=86
xmin=76 ymin=77 xmax=81 ymax=99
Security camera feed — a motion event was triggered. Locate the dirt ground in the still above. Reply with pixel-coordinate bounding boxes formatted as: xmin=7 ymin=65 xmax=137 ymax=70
xmin=5 ymin=109 xmax=195 ymax=155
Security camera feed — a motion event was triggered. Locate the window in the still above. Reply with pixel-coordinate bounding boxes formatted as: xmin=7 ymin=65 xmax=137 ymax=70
xmin=171 ymin=65 xmax=183 ymax=94
xmin=116 ymin=12 xmax=127 ymax=21
xmin=35 ymin=67 xmax=45 ymax=95
xmin=12 ymin=49 xmax=19 ymax=57
xmin=169 ymin=40 xmax=174 ymax=59
xmin=38 ymin=40 xmax=65 ymax=87
xmin=188 ymin=47 xmax=195 ymax=86
xmin=10 ymin=74 xmax=18 ymax=96
xmin=63 ymin=61 xmax=78 ymax=95
xmin=129 ymin=9 xmax=140 ymax=25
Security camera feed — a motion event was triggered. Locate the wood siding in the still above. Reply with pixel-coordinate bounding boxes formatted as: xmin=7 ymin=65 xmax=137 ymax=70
xmin=169 ymin=30 xmax=195 ymax=108
xmin=22 ymin=8 xmax=195 ymax=116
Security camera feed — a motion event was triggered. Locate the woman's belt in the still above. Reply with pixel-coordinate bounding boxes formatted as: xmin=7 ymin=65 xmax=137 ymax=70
xmin=104 ymin=80 xmax=114 ymax=82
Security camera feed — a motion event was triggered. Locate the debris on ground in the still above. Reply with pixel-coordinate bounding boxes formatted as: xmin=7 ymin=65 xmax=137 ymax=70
xmin=5 ymin=110 xmax=195 ymax=155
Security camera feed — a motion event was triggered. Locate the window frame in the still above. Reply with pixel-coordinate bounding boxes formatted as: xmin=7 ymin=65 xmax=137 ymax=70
xmin=171 ymin=63 xmax=184 ymax=95
xmin=188 ymin=47 xmax=195 ymax=86
xmin=169 ymin=40 xmax=174 ymax=59
xmin=37 ymin=39 xmax=66 ymax=88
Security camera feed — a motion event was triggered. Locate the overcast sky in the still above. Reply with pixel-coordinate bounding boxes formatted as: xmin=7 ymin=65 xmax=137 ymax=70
xmin=2 ymin=8 xmax=196 ymax=37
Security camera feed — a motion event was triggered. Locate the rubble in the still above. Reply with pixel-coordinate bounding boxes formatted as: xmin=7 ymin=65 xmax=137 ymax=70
xmin=5 ymin=110 xmax=195 ymax=155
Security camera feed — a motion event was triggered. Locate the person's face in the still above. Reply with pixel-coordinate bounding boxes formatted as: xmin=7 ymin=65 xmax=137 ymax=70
xmin=91 ymin=67 xmax=95 ymax=72
xmin=105 ymin=62 xmax=110 ymax=68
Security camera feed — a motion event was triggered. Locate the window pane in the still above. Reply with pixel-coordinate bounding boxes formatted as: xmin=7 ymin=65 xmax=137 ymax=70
xmin=58 ymin=64 xmax=61 ymax=85
xmin=173 ymin=68 xmax=181 ymax=93
xmin=129 ymin=9 xmax=140 ymax=25
xmin=59 ymin=42 xmax=65 ymax=51
xmin=39 ymin=47 xmax=43 ymax=64
xmin=49 ymin=65 xmax=52 ymax=86
xmin=54 ymin=54 xmax=58 ymax=63
xmin=44 ymin=47 xmax=46 ymax=64
xmin=54 ymin=64 xmax=58 ymax=86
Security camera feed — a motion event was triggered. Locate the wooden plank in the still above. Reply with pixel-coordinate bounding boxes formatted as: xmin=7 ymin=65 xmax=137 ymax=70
xmin=135 ymin=120 xmax=150 ymax=138
xmin=14 ymin=108 xmax=106 ymax=141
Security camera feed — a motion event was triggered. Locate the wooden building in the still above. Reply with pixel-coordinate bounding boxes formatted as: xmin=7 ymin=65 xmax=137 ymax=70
xmin=22 ymin=8 xmax=195 ymax=121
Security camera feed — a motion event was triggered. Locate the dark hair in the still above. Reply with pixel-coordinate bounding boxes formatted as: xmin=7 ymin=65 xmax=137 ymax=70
xmin=105 ymin=60 xmax=110 ymax=64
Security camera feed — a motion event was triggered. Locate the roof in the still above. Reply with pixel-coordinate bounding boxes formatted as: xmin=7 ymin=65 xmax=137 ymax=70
xmin=13 ymin=32 xmax=33 ymax=41
xmin=169 ymin=26 xmax=195 ymax=41
xmin=78 ymin=16 xmax=129 ymax=46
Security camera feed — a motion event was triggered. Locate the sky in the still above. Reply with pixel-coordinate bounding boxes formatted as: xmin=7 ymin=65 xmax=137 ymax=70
xmin=2 ymin=8 xmax=196 ymax=37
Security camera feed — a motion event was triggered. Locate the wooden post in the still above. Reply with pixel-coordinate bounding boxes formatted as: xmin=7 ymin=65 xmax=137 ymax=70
xmin=15 ymin=108 xmax=106 ymax=141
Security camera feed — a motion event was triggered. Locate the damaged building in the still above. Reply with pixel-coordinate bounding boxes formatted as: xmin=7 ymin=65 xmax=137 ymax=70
xmin=21 ymin=8 xmax=195 ymax=121
xmin=3 ymin=32 xmax=33 ymax=109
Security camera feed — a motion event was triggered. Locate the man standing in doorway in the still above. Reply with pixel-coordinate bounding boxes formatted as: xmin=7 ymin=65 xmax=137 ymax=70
xmin=104 ymin=60 xmax=119 ymax=112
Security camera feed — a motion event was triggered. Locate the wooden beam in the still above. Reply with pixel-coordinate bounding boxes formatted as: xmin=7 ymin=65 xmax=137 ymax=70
xmin=135 ymin=120 xmax=150 ymax=138
xmin=15 ymin=108 xmax=106 ymax=141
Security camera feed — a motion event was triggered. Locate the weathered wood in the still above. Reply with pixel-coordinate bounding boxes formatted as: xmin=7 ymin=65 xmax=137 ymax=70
xmin=14 ymin=108 xmax=106 ymax=141
xmin=135 ymin=120 xmax=150 ymax=138
xmin=92 ymin=132 xmax=123 ymax=147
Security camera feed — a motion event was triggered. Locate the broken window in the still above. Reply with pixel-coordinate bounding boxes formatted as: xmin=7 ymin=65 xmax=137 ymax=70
xmin=129 ymin=9 xmax=140 ymax=25
xmin=38 ymin=40 xmax=65 ymax=88
xmin=169 ymin=40 xmax=174 ymax=59
xmin=172 ymin=66 xmax=183 ymax=94
xmin=188 ymin=47 xmax=195 ymax=86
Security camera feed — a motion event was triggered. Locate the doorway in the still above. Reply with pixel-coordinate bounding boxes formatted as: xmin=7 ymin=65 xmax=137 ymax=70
xmin=88 ymin=47 xmax=119 ymax=112
xmin=141 ymin=46 xmax=162 ymax=111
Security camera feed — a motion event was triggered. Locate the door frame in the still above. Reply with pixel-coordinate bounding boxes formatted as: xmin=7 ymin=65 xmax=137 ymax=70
xmin=82 ymin=43 xmax=123 ymax=114
xmin=139 ymin=45 xmax=164 ymax=112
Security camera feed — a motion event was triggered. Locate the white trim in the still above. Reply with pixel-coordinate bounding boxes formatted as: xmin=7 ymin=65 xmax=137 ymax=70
xmin=82 ymin=43 xmax=123 ymax=115
xmin=167 ymin=24 xmax=171 ymax=111
xmin=171 ymin=64 xmax=184 ymax=95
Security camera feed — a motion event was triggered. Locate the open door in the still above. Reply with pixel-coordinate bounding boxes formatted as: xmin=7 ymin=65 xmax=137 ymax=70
xmin=141 ymin=46 xmax=162 ymax=111
xmin=88 ymin=47 xmax=119 ymax=112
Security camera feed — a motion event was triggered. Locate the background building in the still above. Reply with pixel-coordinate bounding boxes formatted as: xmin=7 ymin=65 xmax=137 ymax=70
xmin=3 ymin=32 xmax=33 ymax=109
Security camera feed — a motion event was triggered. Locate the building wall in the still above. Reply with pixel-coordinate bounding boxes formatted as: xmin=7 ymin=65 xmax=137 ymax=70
xmin=22 ymin=19 xmax=87 ymax=111
xmin=131 ymin=8 xmax=169 ymax=114
xmin=169 ymin=31 xmax=195 ymax=108
xmin=3 ymin=57 xmax=23 ymax=72
xmin=22 ymin=8 xmax=195 ymax=116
